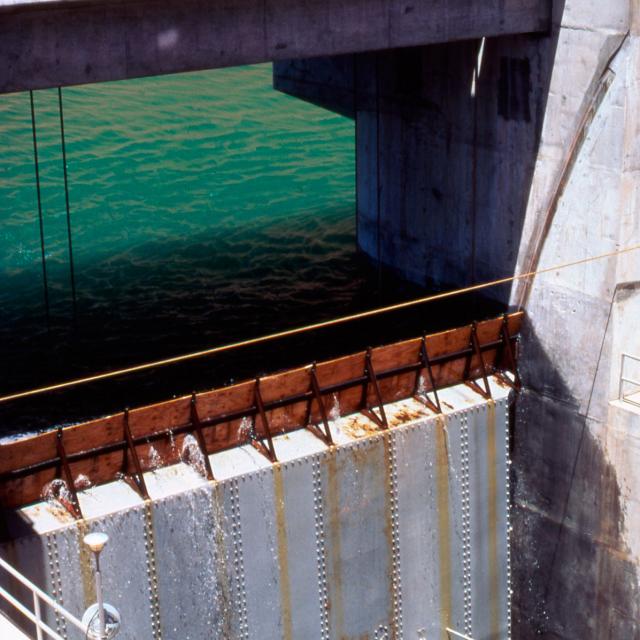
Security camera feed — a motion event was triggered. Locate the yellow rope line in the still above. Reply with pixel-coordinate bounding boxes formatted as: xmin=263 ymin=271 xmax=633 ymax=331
xmin=2 ymin=242 xmax=638 ymax=404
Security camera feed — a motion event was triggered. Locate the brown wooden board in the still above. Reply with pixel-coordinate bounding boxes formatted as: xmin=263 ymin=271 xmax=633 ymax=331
xmin=0 ymin=313 xmax=522 ymax=509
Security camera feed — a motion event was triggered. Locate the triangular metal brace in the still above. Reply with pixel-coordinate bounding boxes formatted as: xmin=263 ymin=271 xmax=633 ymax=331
xmin=250 ymin=379 xmax=278 ymax=463
xmin=360 ymin=349 xmax=388 ymax=429
xmin=122 ymin=409 xmax=150 ymax=501
xmin=413 ymin=334 xmax=442 ymax=414
xmin=463 ymin=322 xmax=492 ymax=400
xmin=304 ymin=364 xmax=333 ymax=446
xmin=190 ymin=393 xmax=215 ymax=480
xmin=55 ymin=428 xmax=83 ymax=520
xmin=495 ymin=314 xmax=522 ymax=390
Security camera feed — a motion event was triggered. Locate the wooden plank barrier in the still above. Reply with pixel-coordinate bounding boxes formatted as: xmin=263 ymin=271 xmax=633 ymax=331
xmin=0 ymin=313 xmax=522 ymax=510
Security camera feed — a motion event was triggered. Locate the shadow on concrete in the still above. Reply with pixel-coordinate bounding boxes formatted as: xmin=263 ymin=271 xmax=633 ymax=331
xmin=512 ymin=317 xmax=640 ymax=639
xmin=275 ymin=12 xmax=566 ymax=307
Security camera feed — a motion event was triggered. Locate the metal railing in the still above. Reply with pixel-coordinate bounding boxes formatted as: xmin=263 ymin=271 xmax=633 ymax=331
xmin=0 ymin=555 xmax=87 ymax=640
xmin=619 ymin=353 xmax=640 ymax=406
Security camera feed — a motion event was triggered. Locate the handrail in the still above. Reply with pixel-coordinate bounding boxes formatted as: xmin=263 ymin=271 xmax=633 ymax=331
xmin=0 ymin=555 xmax=87 ymax=639
xmin=446 ymin=628 xmax=475 ymax=640
xmin=619 ymin=353 xmax=640 ymax=404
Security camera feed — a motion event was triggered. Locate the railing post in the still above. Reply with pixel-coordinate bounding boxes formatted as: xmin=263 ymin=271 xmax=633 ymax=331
xmin=33 ymin=592 xmax=43 ymax=640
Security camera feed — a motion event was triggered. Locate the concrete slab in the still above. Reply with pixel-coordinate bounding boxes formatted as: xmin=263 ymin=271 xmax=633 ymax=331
xmin=0 ymin=0 xmax=551 ymax=93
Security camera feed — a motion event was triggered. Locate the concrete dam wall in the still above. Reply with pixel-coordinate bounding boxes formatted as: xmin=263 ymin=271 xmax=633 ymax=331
xmin=1 ymin=385 xmax=511 ymax=639
xmin=2 ymin=0 xmax=640 ymax=637
xmin=274 ymin=2 xmax=640 ymax=636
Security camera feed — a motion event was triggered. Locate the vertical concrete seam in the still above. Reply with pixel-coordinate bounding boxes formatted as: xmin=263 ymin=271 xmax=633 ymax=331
xmin=436 ymin=415 xmax=453 ymax=640
xmin=460 ymin=412 xmax=473 ymax=635
xmin=143 ymin=503 xmax=162 ymax=640
xmin=387 ymin=432 xmax=404 ymax=638
xmin=504 ymin=399 xmax=513 ymax=640
xmin=46 ymin=532 xmax=67 ymax=639
xmin=312 ymin=458 xmax=330 ymax=640
xmin=229 ymin=478 xmax=249 ymax=640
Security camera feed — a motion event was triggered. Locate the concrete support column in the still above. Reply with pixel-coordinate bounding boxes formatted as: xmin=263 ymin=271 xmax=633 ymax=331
xmin=276 ymin=34 xmax=559 ymax=303
xmin=354 ymin=38 xmax=554 ymax=301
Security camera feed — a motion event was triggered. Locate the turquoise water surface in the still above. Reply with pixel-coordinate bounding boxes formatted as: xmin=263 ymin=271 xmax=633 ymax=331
xmin=0 ymin=64 xmax=496 ymax=433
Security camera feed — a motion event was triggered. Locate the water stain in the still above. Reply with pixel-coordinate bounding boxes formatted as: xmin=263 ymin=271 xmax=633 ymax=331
xmin=486 ymin=400 xmax=500 ymax=639
xmin=210 ymin=482 xmax=233 ymax=638
xmin=435 ymin=415 xmax=452 ymax=639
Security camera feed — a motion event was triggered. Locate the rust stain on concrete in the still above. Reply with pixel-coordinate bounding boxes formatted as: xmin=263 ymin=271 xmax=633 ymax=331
xmin=273 ymin=465 xmax=293 ymax=640
xmin=76 ymin=519 xmax=96 ymax=608
xmin=326 ymin=452 xmax=345 ymax=637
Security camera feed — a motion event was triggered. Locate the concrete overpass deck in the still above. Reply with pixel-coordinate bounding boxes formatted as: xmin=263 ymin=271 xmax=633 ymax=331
xmin=0 ymin=0 xmax=551 ymax=94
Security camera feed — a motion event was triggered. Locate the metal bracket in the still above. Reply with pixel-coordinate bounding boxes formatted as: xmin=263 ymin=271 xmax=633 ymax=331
xmin=304 ymin=364 xmax=333 ymax=446
xmin=360 ymin=348 xmax=388 ymax=429
xmin=250 ymin=379 xmax=278 ymax=463
xmin=413 ymin=334 xmax=442 ymax=413
xmin=463 ymin=322 xmax=492 ymax=400
xmin=122 ymin=409 xmax=150 ymax=501
xmin=55 ymin=428 xmax=83 ymax=520
xmin=190 ymin=394 xmax=215 ymax=480
xmin=496 ymin=313 xmax=521 ymax=390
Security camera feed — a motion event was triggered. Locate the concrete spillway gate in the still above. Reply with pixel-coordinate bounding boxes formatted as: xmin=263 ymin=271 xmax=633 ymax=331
xmin=0 ymin=380 xmax=511 ymax=640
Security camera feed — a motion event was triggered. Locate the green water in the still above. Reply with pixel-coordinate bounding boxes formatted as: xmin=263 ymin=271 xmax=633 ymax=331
xmin=1 ymin=64 xmax=356 ymax=338
xmin=0 ymin=64 xmax=498 ymax=433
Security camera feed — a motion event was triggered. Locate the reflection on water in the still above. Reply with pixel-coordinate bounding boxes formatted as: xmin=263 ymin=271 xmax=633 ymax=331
xmin=0 ymin=64 xmax=502 ymax=434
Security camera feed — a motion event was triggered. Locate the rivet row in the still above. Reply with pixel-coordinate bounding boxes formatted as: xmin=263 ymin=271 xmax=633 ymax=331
xmin=460 ymin=414 xmax=473 ymax=635
xmin=312 ymin=460 xmax=331 ymax=640
xmin=143 ymin=504 xmax=163 ymax=639
xmin=46 ymin=533 xmax=67 ymax=639
xmin=229 ymin=479 xmax=249 ymax=639
xmin=387 ymin=436 xmax=404 ymax=638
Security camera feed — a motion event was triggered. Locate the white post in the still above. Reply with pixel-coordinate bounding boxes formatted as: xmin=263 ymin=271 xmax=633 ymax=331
xmin=83 ymin=532 xmax=110 ymax=640
xmin=95 ymin=556 xmax=105 ymax=637
xmin=32 ymin=592 xmax=43 ymax=640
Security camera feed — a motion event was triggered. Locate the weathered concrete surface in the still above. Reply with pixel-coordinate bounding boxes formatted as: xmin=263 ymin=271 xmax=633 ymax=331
xmin=508 ymin=1 xmax=640 ymax=637
xmin=0 ymin=383 xmax=512 ymax=639
xmin=277 ymin=29 xmax=561 ymax=301
xmin=353 ymin=37 xmax=558 ymax=300
xmin=0 ymin=0 xmax=551 ymax=94
xmin=277 ymin=2 xmax=640 ymax=636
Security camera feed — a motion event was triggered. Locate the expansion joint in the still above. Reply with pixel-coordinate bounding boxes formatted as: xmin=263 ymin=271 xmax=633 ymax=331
xmin=460 ymin=414 xmax=473 ymax=635
xmin=229 ymin=478 xmax=249 ymax=639
xmin=312 ymin=459 xmax=330 ymax=640
xmin=504 ymin=404 xmax=513 ymax=640
xmin=143 ymin=503 xmax=163 ymax=639
xmin=387 ymin=435 xmax=404 ymax=638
